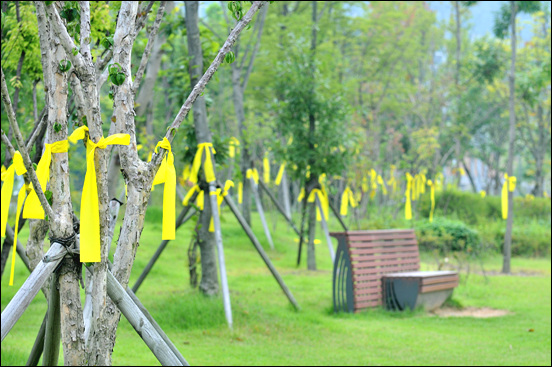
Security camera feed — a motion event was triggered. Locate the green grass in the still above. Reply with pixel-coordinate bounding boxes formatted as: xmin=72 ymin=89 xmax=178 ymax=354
xmin=1 ymin=205 xmax=551 ymax=366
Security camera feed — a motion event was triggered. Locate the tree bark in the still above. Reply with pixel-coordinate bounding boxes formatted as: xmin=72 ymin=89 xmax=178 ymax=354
xmin=503 ymin=1 xmax=517 ymax=274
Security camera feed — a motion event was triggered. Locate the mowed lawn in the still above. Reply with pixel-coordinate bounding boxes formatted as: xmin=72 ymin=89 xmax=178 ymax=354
xmin=2 ymin=206 xmax=551 ymax=366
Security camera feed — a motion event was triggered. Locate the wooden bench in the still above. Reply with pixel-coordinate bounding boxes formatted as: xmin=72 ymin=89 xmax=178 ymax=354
xmin=330 ymin=229 xmax=458 ymax=313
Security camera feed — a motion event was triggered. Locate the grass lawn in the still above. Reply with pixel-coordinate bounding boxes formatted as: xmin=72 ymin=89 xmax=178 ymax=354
xmin=2 ymin=205 xmax=551 ymax=366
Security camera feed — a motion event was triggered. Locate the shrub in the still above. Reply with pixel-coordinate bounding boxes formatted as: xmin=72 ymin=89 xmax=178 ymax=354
xmin=416 ymin=218 xmax=481 ymax=256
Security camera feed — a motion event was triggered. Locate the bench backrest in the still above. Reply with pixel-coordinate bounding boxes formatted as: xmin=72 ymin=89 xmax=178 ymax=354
xmin=331 ymin=229 xmax=420 ymax=311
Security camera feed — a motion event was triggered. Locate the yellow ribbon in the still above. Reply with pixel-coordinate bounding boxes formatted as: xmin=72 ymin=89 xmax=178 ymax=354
xmin=152 ymin=138 xmax=176 ymax=240
xmin=420 ymin=173 xmax=427 ymax=194
xmin=427 ymin=179 xmax=435 ymax=222
xmin=209 ymin=180 xmax=234 ymax=232
xmin=238 ymin=182 xmax=243 ymax=204
xmin=307 ymin=188 xmax=329 ymax=222
xmin=405 ymin=173 xmax=413 ymax=220
xmin=275 ymin=163 xmax=286 ymax=186
xmin=229 ymin=137 xmax=240 ymax=158
xmin=1 ymin=165 xmax=6 ymax=180
xmin=9 ymin=183 xmax=29 ymax=286
xmin=377 ymin=175 xmax=387 ymax=196
xmin=362 ymin=176 xmax=369 ymax=193
xmin=182 ymin=164 xmax=191 ymax=182
xmin=263 ymin=155 xmax=270 ymax=184
xmin=1 ymin=152 xmax=26 ymax=239
xmin=501 ymin=174 xmax=517 ymax=220
xmin=480 ymin=190 xmax=486 ymax=199
xmin=23 ymin=140 xmax=69 ymax=219
xmin=190 ymin=143 xmax=216 ymax=184
xmin=246 ymin=168 xmax=259 ymax=185
xmin=297 ymin=187 xmax=305 ymax=203
xmin=69 ymin=126 xmax=130 ymax=262
xmin=340 ymin=187 xmax=357 ymax=216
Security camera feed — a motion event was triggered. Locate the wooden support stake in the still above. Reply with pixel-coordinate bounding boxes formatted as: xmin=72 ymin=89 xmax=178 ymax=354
xmin=280 ymin=171 xmax=292 ymax=219
xmin=42 ymin=272 xmax=60 ymax=366
xmin=258 ymin=179 xmax=301 ymax=237
xmin=223 ymin=193 xmax=301 ymax=311
xmin=1 ymin=242 xmax=66 ymax=341
xmin=316 ymin=196 xmax=335 ymax=263
xmin=106 ymin=270 xmax=183 ymax=366
xmin=208 ymin=182 xmax=233 ymax=329
xmin=250 ymin=178 xmax=274 ymax=250
xmin=25 ymin=312 xmax=47 ymax=366
xmin=328 ymin=200 xmax=348 ymax=231
xmin=126 ymin=288 xmax=189 ymax=366
xmin=132 ymin=193 xmax=198 ymax=293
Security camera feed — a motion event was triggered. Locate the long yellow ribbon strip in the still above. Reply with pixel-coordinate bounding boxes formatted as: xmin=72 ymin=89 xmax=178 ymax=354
xmin=370 ymin=169 xmax=377 ymax=199
xmin=238 ymin=182 xmax=243 ymax=204
xmin=1 ymin=152 xmax=26 ymax=238
xmin=228 ymin=137 xmax=240 ymax=158
xmin=307 ymin=188 xmax=329 ymax=222
xmin=69 ymin=126 xmax=130 ymax=262
xmin=190 ymin=143 xmax=216 ymax=184
xmin=501 ymin=174 xmax=517 ymax=220
xmin=9 ymin=183 xmax=29 ymax=286
xmin=405 ymin=173 xmax=413 ymax=220
xmin=209 ymin=180 xmax=234 ymax=232
xmin=263 ymin=155 xmax=270 ymax=184
xmin=275 ymin=163 xmax=286 ymax=186
xmin=152 ymin=138 xmax=176 ymax=240
xmin=23 ymin=140 xmax=69 ymax=219
xmin=340 ymin=187 xmax=357 ymax=216
xmin=427 ymin=179 xmax=435 ymax=222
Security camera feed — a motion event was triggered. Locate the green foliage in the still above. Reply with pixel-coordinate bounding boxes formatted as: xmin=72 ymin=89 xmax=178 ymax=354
xmin=108 ymin=63 xmax=126 ymax=86
xmin=416 ymin=218 xmax=481 ymax=255
xmin=59 ymin=1 xmax=81 ymax=42
xmin=224 ymin=51 xmax=235 ymax=64
xmin=494 ymin=1 xmax=541 ymax=39
xmin=58 ymin=59 xmax=72 ymax=72
xmin=177 ymin=123 xmax=229 ymax=166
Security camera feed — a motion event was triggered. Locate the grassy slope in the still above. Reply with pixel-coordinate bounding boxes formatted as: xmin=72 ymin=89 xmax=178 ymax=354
xmin=1 ymin=205 xmax=551 ymax=366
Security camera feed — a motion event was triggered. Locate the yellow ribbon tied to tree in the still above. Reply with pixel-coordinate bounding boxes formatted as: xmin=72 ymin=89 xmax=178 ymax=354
xmin=308 ymin=188 xmax=329 ymax=222
xmin=0 ymin=152 xmax=28 ymax=286
xmin=152 ymin=138 xmax=176 ymax=240
xmin=182 ymin=184 xmax=204 ymax=211
xmin=246 ymin=168 xmax=260 ymax=185
xmin=263 ymin=154 xmax=270 ymax=184
xmin=209 ymin=180 xmax=234 ymax=232
xmin=238 ymin=182 xmax=243 ymax=204
xmin=190 ymin=142 xmax=216 ymax=184
xmin=275 ymin=163 xmax=286 ymax=186
xmin=23 ymin=140 xmax=69 ymax=219
xmin=377 ymin=175 xmax=387 ymax=196
xmin=370 ymin=169 xmax=378 ymax=199
xmin=228 ymin=137 xmax=240 ymax=158
xmin=387 ymin=165 xmax=397 ymax=194
xmin=297 ymin=187 xmax=306 ymax=203
xmin=340 ymin=186 xmax=357 ymax=216
xmin=69 ymin=125 xmax=130 ymax=262
xmin=405 ymin=173 xmax=413 ymax=220
xmin=427 ymin=179 xmax=435 ymax=222
xmin=501 ymin=174 xmax=517 ymax=220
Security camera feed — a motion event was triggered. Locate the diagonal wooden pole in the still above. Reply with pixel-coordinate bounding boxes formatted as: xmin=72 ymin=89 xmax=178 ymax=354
xmin=250 ymin=178 xmax=274 ymax=250
xmin=42 ymin=272 xmax=61 ymax=366
xmin=25 ymin=312 xmax=48 ymax=366
xmin=258 ymin=179 xmax=302 ymax=237
xmin=316 ymin=196 xmax=335 ymax=263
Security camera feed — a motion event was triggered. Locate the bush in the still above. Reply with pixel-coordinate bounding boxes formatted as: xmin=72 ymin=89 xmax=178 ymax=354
xmin=477 ymin=220 xmax=551 ymax=257
xmin=416 ymin=218 xmax=481 ymax=256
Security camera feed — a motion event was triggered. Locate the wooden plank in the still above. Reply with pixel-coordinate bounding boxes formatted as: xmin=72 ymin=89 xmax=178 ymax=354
xmin=348 ymin=239 xmax=418 ymax=249
xmin=420 ymin=275 xmax=459 ymax=285
xmin=349 ymin=244 xmax=419 ymax=255
xmin=354 ymin=292 xmax=382 ymax=303
xmin=352 ymin=258 xmax=420 ymax=271
xmin=420 ymin=281 xmax=459 ymax=294
xmin=106 ymin=270 xmax=183 ymax=366
xmin=350 ymin=252 xmax=420 ymax=263
xmin=333 ymin=229 xmax=415 ymax=235
xmin=353 ymin=266 xmax=419 ymax=282
xmin=346 ymin=233 xmax=417 ymax=242
xmin=354 ymin=299 xmax=381 ymax=309
xmin=42 ymin=272 xmax=61 ymax=366
xmin=1 ymin=242 xmax=66 ymax=341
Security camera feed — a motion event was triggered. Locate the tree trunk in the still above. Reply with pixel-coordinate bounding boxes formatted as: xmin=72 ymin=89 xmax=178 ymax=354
xmin=185 ymin=0 xmax=219 ymax=296
xmin=503 ymin=1 xmax=517 ymax=274
xmin=307 ymin=199 xmax=317 ymax=271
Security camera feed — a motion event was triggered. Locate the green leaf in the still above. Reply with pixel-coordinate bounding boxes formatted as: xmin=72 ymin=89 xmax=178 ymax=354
xmin=58 ymin=59 xmax=72 ymax=72
xmin=225 ymin=51 xmax=235 ymax=64
xmin=72 ymin=46 xmax=79 ymax=56
xmin=45 ymin=190 xmax=53 ymax=206
xmin=54 ymin=122 xmax=62 ymax=133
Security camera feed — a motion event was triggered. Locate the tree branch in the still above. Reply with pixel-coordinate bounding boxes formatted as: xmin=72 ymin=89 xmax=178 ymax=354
xmin=1 ymin=67 xmax=54 ymax=220
xmin=242 ymin=5 xmax=268 ymax=91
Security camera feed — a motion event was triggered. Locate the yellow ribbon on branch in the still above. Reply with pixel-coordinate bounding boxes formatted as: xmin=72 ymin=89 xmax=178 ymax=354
xmin=263 ymin=155 xmax=270 ymax=184
xmin=370 ymin=169 xmax=377 ymax=199
xmin=228 ymin=137 xmax=240 ymax=158
xmin=238 ymin=182 xmax=243 ymax=204
xmin=69 ymin=126 xmax=130 ymax=262
xmin=340 ymin=187 xmax=357 ymax=216
xmin=308 ymin=188 xmax=329 ymax=222
xmin=427 ymin=179 xmax=435 ymax=222
xmin=152 ymin=138 xmax=176 ymax=240
xmin=246 ymin=168 xmax=259 ymax=185
xmin=297 ymin=187 xmax=305 ymax=203
xmin=182 ymin=184 xmax=205 ymax=210
xmin=405 ymin=173 xmax=413 ymax=221
xmin=209 ymin=180 xmax=234 ymax=232
xmin=23 ymin=140 xmax=69 ymax=219
xmin=501 ymin=174 xmax=516 ymax=220
xmin=377 ymin=175 xmax=387 ymax=196
xmin=190 ymin=143 xmax=216 ymax=184
xmin=275 ymin=163 xmax=286 ymax=186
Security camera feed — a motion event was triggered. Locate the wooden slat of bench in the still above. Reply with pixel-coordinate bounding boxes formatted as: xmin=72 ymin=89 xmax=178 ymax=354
xmin=353 ymin=265 xmax=420 ymax=282
xmin=351 ymin=253 xmax=419 ymax=264
xmin=348 ymin=240 xmax=419 ymax=250
xmin=354 ymin=299 xmax=381 ymax=310
xmin=420 ymin=280 xmax=459 ymax=293
xmin=354 ymin=292 xmax=382 ymax=303
xmin=347 ymin=233 xmax=417 ymax=242
xmin=420 ymin=275 xmax=459 ymax=286
xmin=339 ymin=229 xmax=415 ymax=235
xmin=349 ymin=246 xmax=419 ymax=256
xmin=352 ymin=258 xmax=420 ymax=272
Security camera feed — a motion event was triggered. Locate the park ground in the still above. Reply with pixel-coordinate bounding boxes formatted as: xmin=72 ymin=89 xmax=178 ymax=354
xmin=1 ymin=207 xmax=551 ymax=366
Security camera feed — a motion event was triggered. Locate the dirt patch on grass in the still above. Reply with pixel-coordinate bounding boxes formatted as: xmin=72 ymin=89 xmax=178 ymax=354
xmin=432 ymin=307 xmax=512 ymax=318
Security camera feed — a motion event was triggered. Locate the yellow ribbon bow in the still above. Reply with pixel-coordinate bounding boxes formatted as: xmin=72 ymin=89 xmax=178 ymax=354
xmin=377 ymin=175 xmax=388 ymax=196
xmin=182 ymin=184 xmax=205 ymax=211
xmin=228 ymin=137 xmax=240 ymax=158
xmin=1 ymin=152 xmax=28 ymax=286
xmin=480 ymin=190 xmax=486 ymax=199
xmin=340 ymin=187 xmax=357 ymax=216
xmin=405 ymin=173 xmax=413 ymax=220
xmin=501 ymin=174 xmax=517 ymax=220
xmin=246 ymin=168 xmax=259 ymax=185
xmin=69 ymin=126 xmax=130 ymax=262
xmin=308 ymin=188 xmax=329 ymax=222
xmin=190 ymin=143 xmax=216 ymax=184
xmin=23 ymin=140 xmax=69 ymax=219
xmin=275 ymin=163 xmax=286 ymax=186
xmin=263 ymin=155 xmax=270 ymax=184
xmin=427 ymin=179 xmax=435 ymax=222
xmin=209 ymin=180 xmax=234 ymax=232
xmin=152 ymin=138 xmax=176 ymax=240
